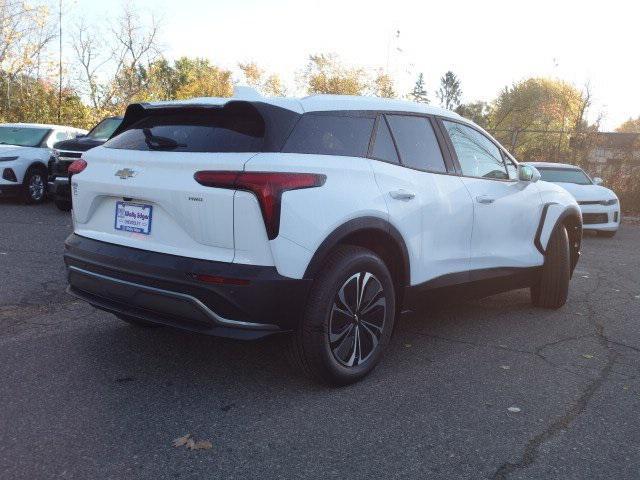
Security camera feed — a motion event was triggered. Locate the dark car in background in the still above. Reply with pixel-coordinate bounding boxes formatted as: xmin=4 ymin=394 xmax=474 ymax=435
xmin=48 ymin=116 xmax=123 ymax=211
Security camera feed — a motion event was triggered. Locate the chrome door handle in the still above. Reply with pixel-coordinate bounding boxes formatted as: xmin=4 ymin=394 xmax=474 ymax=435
xmin=389 ymin=189 xmax=416 ymax=201
xmin=476 ymin=195 xmax=495 ymax=204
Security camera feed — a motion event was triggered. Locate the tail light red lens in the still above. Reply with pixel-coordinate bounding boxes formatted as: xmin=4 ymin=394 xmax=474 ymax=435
xmin=68 ymin=159 xmax=87 ymax=175
xmin=194 ymin=171 xmax=326 ymax=239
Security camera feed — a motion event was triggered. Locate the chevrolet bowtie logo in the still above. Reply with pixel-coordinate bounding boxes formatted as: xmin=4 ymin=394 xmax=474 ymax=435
xmin=115 ymin=168 xmax=136 ymax=179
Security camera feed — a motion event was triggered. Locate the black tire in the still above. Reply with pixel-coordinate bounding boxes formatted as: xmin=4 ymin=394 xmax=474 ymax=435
xmin=531 ymin=224 xmax=570 ymax=309
xmin=54 ymin=198 xmax=72 ymax=212
xmin=116 ymin=314 xmax=160 ymax=328
xmin=22 ymin=166 xmax=48 ymax=204
xmin=287 ymin=245 xmax=396 ymax=386
xmin=597 ymin=230 xmax=617 ymax=238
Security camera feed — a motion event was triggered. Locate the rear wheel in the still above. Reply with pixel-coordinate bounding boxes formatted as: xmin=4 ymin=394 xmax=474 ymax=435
xmin=531 ymin=224 xmax=570 ymax=309
xmin=22 ymin=167 xmax=47 ymax=204
xmin=116 ymin=314 xmax=160 ymax=328
xmin=288 ymin=246 xmax=396 ymax=386
xmin=597 ymin=230 xmax=617 ymax=238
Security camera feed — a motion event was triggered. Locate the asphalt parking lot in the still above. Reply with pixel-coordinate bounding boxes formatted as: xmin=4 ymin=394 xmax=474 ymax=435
xmin=1 ymin=200 xmax=639 ymax=480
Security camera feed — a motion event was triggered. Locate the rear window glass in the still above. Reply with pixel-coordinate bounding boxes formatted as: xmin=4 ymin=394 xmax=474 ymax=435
xmin=104 ymin=104 xmax=265 ymax=153
xmin=386 ymin=115 xmax=446 ymax=172
xmin=283 ymin=114 xmax=374 ymax=157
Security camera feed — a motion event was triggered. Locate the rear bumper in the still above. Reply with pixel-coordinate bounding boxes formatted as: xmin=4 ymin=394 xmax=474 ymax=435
xmin=64 ymin=234 xmax=312 ymax=339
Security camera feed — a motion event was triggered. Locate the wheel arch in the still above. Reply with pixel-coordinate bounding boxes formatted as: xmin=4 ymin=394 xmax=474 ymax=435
xmin=303 ymin=216 xmax=411 ymax=290
xmin=535 ymin=203 xmax=582 ymax=274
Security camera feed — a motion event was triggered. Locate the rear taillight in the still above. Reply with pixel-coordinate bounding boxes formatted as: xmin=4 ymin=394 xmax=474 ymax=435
xmin=194 ymin=171 xmax=326 ymax=239
xmin=68 ymin=159 xmax=87 ymax=176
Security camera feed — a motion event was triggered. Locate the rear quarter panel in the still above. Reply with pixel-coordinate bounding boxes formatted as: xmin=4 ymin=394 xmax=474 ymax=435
xmin=244 ymin=153 xmax=389 ymax=279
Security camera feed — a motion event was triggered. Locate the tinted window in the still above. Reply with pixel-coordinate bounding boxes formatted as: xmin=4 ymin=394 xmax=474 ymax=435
xmin=371 ymin=117 xmax=399 ymax=164
xmin=443 ymin=121 xmax=508 ymax=179
xmin=537 ymin=167 xmax=592 ymax=185
xmin=105 ymin=104 xmax=266 ymax=152
xmin=386 ymin=115 xmax=446 ymax=172
xmin=283 ymin=114 xmax=374 ymax=157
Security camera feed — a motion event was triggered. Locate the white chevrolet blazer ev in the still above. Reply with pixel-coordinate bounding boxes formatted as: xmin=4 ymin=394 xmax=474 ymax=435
xmin=64 ymin=90 xmax=582 ymax=385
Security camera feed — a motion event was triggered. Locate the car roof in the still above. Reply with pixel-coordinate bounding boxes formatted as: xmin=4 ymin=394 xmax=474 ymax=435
xmin=140 ymin=87 xmax=463 ymax=120
xmin=0 ymin=122 xmax=86 ymax=131
xmin=524 ymin=161 xmax=583 ymax=170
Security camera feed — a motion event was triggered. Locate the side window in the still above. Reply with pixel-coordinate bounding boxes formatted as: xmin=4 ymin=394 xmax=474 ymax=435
xmin=55 ymin=130 xmax=68 ymax=142
xmin=283 ymin=114 xmax=375 ymax=157
xmin=370 ymin=116 xmax=399 ymax=164
xmin=442 ymin=121 xmax=508 ymax=180
xmin=386 ymin=115 xmax=446 ymax=172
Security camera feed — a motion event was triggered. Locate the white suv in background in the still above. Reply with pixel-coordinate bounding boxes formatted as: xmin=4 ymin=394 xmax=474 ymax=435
xmin=64 ymin=90 xmax=582 ymax=385
xmin=0 ymin=123 xmax=87 ymax=203
xmin=525 ymin=162 xmax=620 ymax=237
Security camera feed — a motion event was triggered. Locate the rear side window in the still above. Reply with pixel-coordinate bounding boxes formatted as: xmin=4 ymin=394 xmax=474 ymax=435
xmin=105 ymin=103 xmax=266 ymax=153
xmin=371 ymin=117 xmax=399 ymax=164
xmin=386 ymin=115 xmax=446 ymax=172
xmin=283 ymin=114 xmax=374 ymax=157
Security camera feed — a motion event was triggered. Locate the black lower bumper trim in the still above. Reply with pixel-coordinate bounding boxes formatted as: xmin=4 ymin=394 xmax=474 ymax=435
xmin=64 ymin=234 xmax=312 ymax=338
xmin=0 ymin=184 xmax=22 ymax=197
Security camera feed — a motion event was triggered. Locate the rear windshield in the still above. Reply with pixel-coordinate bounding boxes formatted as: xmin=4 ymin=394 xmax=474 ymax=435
xmin=283 ymin=114 xmax=375 ymax=157
xmin=537 ymin=167 xmax=592 ymax=185
xmin=105 ymin=103 xmax=269 ymax=153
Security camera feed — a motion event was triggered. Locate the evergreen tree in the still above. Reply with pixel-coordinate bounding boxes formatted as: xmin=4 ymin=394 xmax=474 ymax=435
xmin=437 ymin=71 xmax=462 ymax=110
xmin=409 ymin=73 xmax=429 ymax=103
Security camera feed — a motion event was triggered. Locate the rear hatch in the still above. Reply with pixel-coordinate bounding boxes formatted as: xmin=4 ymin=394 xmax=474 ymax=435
xmin=71 ymin=101 xmax=300 ymax=263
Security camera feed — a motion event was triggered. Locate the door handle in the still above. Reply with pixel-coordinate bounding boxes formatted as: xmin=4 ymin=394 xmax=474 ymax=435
xmin=476 ymin=195 xmax=495 ymax=204
xmin=389 ymin=189 xmax=416 ymax=201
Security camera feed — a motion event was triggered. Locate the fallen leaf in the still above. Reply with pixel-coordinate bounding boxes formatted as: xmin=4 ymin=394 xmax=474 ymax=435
xmin=507 ymin=407 xmax=521 ymax=413
xmin=581 ymin=354 xmax=594 ymax=359
xmin=191 ymin=440 xmax=213 ymax=450
xmin=186 ymin=438 xmax=196 ymax=450
xmin=581 ymin=275 xmax=590 ymax=279
xmin=404 ymin=343 xmax=412 ymax=348
xmin=172 ymin=434 xmax=191 ymax=448
xmin=500 ymin=365 xmax=511 ymax=370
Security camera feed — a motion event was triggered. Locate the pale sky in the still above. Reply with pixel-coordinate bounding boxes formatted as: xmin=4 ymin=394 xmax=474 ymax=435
xmin=60 ymin=0 xmax=639 ymax=130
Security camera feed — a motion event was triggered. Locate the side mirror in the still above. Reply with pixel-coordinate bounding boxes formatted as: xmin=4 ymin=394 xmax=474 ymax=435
xmin=593 ymin=177 xmax=603 ymax=186
xmin=517 ymin=164 xmax=541 ymax=183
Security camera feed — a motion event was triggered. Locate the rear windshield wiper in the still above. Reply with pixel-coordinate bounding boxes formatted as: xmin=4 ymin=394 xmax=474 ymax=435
xmin=142 ymin=128 xmax=186 ymax=151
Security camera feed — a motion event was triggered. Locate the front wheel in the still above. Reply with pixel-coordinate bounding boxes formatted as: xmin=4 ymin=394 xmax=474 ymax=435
xmin=531 ymin=224 xmax=570 ymax=309
xmin=22 ymin=168 xmax=47 ymax=204
xmin=288 ymin=246 xmax=396 ymax=386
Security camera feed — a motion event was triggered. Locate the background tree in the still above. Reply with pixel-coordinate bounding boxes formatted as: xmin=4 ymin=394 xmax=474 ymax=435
xmin=616 ymin=117 xmax=640 ymax=133
xmin=301 ymin=53 xmax=368 ymax=95
xmin=239 ymin=61 xmax=286 ymax=96
xmin=486 ymin=78 xmax=593 ymax=162
xmin=372 ymin=70 xmax=395 ymax=98
xmin=408 ymin=73 xmax=428 ymax=103
xmin=437 ymin=71 xmax=462 ymax=110
xmin=71 ymin=3 xmax=160 ymax=121
xmin=455 ymin=101 xmax=491 ymax=129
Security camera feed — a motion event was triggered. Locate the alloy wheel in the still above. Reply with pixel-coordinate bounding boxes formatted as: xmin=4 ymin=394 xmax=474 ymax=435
xmin=29 ymin=174 xmax=45 ymax=201
xmin=329 ymin=271 xmax=386 ymax=367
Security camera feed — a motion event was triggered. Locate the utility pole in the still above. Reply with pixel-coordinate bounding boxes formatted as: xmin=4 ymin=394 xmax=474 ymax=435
xmin=58 ymin=0 xmax=62 ymax=123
